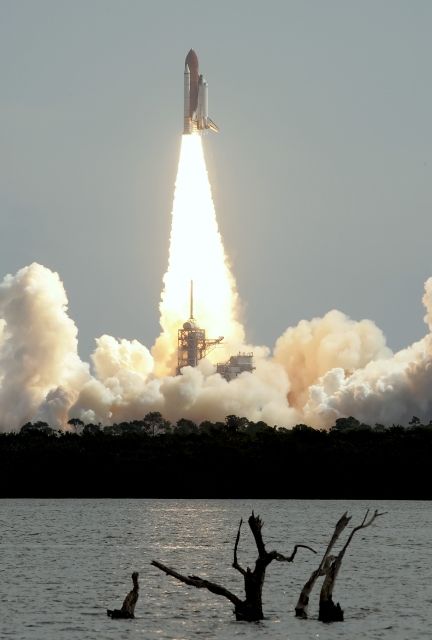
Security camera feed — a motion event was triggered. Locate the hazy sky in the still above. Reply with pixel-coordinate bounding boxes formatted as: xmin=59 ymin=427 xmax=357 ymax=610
xmin=1 ymin=0 xmax=431 ymax=359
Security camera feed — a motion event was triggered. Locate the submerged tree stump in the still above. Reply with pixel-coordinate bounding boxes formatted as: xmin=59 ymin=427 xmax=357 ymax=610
xmin=152 ymin=511 xmax=315 ymax=622
xmin=296 ymin=509 xmax=385 ymax=623
xmin=318 ymin=509 xmax=385 ymax=622
xmin=107 ymin=571 xmax=139 ymax=619
xmin=295 ymin=512 xmax=350 ymax=619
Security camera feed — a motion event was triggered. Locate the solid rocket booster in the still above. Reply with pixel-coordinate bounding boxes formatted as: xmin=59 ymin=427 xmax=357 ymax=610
xmin=184 ymin=49 xmax=219 ymax=135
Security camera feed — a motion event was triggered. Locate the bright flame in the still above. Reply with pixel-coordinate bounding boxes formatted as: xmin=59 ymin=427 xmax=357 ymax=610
xmin=153 ymin=134 xmax=244 ymax=375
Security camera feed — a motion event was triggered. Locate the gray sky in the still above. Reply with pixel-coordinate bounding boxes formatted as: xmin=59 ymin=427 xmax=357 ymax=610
xmin=1 ymin=0 xmax=431 ymax=359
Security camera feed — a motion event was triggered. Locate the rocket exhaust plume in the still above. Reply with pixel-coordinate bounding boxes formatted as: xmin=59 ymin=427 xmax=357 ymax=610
xmin=152 ymin=134 xmax=244 ymax=375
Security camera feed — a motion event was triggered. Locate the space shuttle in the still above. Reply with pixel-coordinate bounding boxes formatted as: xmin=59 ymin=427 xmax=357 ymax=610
xmin=184 ymin=49 xmax=219 ymax=135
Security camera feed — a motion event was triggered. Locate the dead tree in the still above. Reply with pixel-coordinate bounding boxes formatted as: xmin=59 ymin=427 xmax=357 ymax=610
xmin=296 ymin=510 xmax=385 ymax=622
xmin=318 ymin=509 xmax=385 ymax=622
xmin=295 ymin=512 xmax=350 ymax=619
xmin=152 ymin=511 xmax=315 ymax=621
xmin=107 ymin=571 xmax=139 ymax=619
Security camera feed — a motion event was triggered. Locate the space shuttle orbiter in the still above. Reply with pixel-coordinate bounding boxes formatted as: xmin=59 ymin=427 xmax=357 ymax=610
xmin=183 ymin=49 xmax=219 ymax=135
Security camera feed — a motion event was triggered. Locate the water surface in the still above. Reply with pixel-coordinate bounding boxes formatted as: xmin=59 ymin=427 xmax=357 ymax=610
xmin=0 ymin=499 xmax=430 ymax=639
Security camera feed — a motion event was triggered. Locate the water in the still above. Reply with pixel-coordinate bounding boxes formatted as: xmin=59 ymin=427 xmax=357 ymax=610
xmin=0 ymin=500 xmax=430 ymax=640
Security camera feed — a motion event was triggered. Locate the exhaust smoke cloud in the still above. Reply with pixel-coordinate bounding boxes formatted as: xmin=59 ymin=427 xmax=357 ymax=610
xmin=1 ymin=136 xmax=431 ymax=431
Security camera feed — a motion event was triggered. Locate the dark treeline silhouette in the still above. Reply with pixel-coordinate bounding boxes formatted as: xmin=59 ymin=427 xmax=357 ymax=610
xmin=0 ymin=413 xmax=431 ymax=497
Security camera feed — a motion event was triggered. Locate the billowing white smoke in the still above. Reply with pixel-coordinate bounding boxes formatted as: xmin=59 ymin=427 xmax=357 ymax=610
xmin=0 ymin=263 xmax=89 ymax=430
xmin=1 ymin=263 xmax=432 ymax=431
xmin=302 ymin=278 xmax=432 ymax=427
xmin=93 ymin=335 xmax=154 ymax=382
xmin=423 ymin=277 xmax=432 ymax=331
xmin=273 ymin=310 xmax=391 ymax=410
xmin=70 ymin=341 xmax=297 ymax=428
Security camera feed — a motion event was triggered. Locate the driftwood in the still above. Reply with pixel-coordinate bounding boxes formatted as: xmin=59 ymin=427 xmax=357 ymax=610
xmin=107 ymin=571 xmax=139 ymax=619
xmin=296 ymin=509 xmax=385 ymax=622
xmin=152 ymin=511 xmax=315 ymax=621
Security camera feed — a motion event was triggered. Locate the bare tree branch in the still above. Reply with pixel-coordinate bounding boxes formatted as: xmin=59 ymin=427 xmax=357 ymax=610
xmin=151 ymin=560 xmax=242 ymax=607
xmin=248 ymin=511 xmax=266 ymax=558
xmin=232 ymin=518 xmax=246 ymax=576
xmin=271 ymin=544 xmax=317 ymax=563
xmin=323 ymin=509 xmax=386 ymax=592
xmin=339 ymin=509 xmax=386 ymax=562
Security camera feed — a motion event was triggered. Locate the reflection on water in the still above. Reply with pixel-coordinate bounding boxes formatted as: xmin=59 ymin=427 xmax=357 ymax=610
xmin=0 ymin=499 xmax=430 ymax=639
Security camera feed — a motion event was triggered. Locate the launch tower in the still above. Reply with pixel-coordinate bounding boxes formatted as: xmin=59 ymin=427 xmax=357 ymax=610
xmin=177 ymin=282 xmax=224 ymax=374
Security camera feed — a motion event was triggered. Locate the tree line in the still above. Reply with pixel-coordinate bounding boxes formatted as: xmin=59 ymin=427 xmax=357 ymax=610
xmin=0 ymin=413 xmax=431 ymax=497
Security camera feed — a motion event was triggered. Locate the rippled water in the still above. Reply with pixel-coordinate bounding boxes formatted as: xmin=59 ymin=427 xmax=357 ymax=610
xmin=0 ymin=500 xmax=430 ymax=639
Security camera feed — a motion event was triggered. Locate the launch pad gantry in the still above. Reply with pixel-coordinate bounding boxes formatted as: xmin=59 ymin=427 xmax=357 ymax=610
xmin=176 ymin=282 xmax=224 ymax=375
